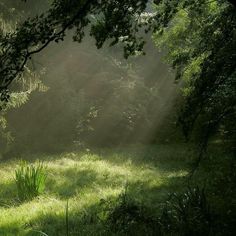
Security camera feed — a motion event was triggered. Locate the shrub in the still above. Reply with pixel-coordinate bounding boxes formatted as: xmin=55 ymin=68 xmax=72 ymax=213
xmin=159 ymin=186 xmax=213 ymax=236
xmin=101 ymin=188 xmax=158 ymax=235
xmin=15 ymin=161 xmax=47 ymax=201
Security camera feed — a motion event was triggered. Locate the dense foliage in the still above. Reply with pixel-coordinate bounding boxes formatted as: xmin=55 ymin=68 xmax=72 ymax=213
xmin=0 ymin=0 xmax=235 ymax=149
xmin=0 ymin=0 xmax=150 ymax=96
xmin=153 ymin=0 xmax=236 ymax=149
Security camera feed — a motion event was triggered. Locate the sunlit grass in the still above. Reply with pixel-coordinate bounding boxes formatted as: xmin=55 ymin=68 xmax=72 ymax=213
xmin=0 ymin=145 xmax=191 ymax=235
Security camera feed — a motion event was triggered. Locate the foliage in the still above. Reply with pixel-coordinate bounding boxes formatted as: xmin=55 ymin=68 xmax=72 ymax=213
xmin=97 ymin=186 xmax=215 ymax=236
xmin=0 ymin=0 xmax=235 ymax=98
xmin=152 ymin=0 xmax=236 ymax=148
xmin=0 ymin=92 xmax=30 ymax=156
xmin=15 ymin=161 xmax=47 ymax=201
xmin=0 ymin=1 xmax=48 ymax=156
xmin=1 ymin=0 xmax=235 ymax=148
xmin=0 ymin=0 xmax=150 ymax=98
xmin=158 ymin=186 xmax=212 ymax=236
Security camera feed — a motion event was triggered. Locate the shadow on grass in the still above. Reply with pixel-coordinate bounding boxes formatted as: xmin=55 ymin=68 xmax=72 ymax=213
xmin=24 ymin=205 xmax=106 ymax=236
xmin=90 ymin=144 xmax=194 ymax=170
xmin=46 ymin=169 xmax=99 ymax=198
xmin=0 ymin=181 xmax=19 ymax=207
xmin=126 ymin=176 xmax=188 ymax=207
xmin=0 ymin=223 xmax=24 ymax=236
xmin=23 ymin=175 xmax=187 ymax=236
xmin=10 ymin=144 xmax=193 ymax=173
xmin=0 ymin=145 xmax=191 ymax=235
xmin=46 ymin=166 xmax=138 ymax=199
xmin=0 ymin=144 xmax=190 ymax=208
xmin=1 ymin=145 xmax=234 ymax=235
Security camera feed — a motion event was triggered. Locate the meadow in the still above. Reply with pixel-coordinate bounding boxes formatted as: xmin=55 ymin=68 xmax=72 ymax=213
xmin=0 ymin=144 xmax=191 ymax=235
xmin=0 ymin=144 xmax=234 ymax=236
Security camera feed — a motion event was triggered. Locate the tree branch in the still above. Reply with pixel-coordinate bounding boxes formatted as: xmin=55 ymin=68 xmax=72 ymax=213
xmin=1 ymin=0 xmax=94 ymax=90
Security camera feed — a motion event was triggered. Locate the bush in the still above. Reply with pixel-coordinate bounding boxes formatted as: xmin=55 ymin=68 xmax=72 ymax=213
xmin=159 ymin=186 xmax=212 ymax=236
xmin=15 ymin=161 xmax=47 ymax=201
xmin=101 ymin=188 xmax=158 ymax=235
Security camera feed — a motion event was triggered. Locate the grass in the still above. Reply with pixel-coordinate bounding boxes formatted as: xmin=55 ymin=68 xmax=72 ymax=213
xmin=0 ymin=144 xmax=230 ymax=235
xmin=15 ymin=161 xmax=46 ymax=201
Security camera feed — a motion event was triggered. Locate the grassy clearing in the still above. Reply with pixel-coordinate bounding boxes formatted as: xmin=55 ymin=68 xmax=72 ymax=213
xmin=0 ymin=144 xmax=206 ymax=235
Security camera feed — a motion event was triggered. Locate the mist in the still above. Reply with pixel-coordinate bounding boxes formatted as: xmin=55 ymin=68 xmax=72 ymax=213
xmin=5 ymin=31 xmax=179 ymax=154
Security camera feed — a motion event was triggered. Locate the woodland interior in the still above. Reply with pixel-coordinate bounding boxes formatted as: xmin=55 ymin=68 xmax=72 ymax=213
xmin=0 ymin=1 xmax=235 ymax=236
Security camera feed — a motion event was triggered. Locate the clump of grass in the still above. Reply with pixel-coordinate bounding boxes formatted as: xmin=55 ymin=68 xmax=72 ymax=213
xmin=15 ymin=161 xmax=47 ymax=201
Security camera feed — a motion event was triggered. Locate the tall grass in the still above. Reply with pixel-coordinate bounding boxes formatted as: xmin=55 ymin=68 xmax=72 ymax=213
xmin=15 ymin=161 xmax=47 ymax=201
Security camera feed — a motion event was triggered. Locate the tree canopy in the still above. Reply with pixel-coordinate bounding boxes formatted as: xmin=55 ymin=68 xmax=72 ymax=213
xmin=0 ymin=0 xmax=150 ymax=98
xmin=153 ymin=0 xmax=236 ymax=148
xmin=0 ymin=0 xmax=235 ymax=147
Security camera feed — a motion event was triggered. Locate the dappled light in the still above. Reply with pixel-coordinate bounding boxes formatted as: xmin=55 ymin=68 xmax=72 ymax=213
xmin=0 ymin=146 xmax=190 ymax=235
